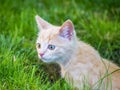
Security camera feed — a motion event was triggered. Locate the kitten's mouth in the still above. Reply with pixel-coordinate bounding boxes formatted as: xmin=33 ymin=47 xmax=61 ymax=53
xmin=40 ymin=57 xmax=54 ymax=63
xmin=41 ymin=58 xmax=51 ymax=63
xmin=41 ymin=57 xmax=47 ymax=60
xmin=38 ymin=54 xmax=53 ymax=63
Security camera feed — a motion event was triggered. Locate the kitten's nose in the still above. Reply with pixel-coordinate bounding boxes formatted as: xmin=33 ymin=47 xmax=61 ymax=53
xmin=40 ymin=53 xmax=44 ymax=57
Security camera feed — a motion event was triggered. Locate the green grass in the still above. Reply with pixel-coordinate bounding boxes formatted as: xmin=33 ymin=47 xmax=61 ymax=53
xmin=0 ymin=0 xmax=120 ymax=90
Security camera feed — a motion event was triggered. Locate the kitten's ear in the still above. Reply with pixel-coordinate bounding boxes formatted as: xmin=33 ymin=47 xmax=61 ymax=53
xmin=59 ymin=20 xmax=74 ymax=40
xmin=35 ymin=15 xmax=51 ymax=30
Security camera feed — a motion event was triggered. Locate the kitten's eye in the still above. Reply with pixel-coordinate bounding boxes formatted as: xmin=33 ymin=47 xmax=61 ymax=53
xmin=37 ymin=43 xmax=41 ymax=49
xmin=48 ymin=44 xmax=55 ymax=50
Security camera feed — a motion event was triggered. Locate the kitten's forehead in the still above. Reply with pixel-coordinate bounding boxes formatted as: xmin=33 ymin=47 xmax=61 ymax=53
xmin=38 ymin=26 xmax=60 ymax=42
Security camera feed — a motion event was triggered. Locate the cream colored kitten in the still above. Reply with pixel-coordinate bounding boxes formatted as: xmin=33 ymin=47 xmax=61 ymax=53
xmin=35 ymin=15 xmax=120 ymax=90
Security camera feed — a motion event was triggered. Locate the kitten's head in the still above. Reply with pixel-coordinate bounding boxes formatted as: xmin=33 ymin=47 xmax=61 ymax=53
xmin=35 ymin=15 xmax=77 ymax=65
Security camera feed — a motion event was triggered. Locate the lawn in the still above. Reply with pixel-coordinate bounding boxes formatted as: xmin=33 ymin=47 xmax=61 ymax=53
xmin=0 ymin=0 xmax=120 ymax=90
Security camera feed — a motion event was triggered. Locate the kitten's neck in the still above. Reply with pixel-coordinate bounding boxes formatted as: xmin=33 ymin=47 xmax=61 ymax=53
xmin=58 ymin=40 xmax=79 ymax=69
xmin=58 ymin=42 xmax=79 ymax=78
xmin=58 ymin=40 xmax=102 ymax=76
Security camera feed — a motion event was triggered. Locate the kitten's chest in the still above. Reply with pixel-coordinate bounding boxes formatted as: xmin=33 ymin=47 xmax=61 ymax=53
xmin=61 ymin=62 xmax=94 ymax=76
xmin=61 ymin=62 xmax=99 ymax=86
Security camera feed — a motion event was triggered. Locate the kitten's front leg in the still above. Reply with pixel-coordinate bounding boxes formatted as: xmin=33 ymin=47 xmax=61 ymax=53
xmin=64 ymin=72 xmax=93 ymax=90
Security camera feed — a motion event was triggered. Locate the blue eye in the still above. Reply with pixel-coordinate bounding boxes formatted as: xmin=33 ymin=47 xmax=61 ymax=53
xmin=48 ymin=44 xmax=55 ymax=50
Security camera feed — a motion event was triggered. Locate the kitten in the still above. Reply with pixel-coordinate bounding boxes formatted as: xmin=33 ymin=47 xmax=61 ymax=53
xmin=35 ymin=15 xmax=120 ymax=90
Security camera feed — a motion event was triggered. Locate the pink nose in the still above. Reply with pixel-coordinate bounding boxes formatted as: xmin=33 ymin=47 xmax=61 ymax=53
xmin=40 ymin=53 xmax=44 ymax=57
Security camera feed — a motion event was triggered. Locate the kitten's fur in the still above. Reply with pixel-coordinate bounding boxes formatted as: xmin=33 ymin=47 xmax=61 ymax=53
xmin=35 ymin=15 xmax=120 ymax=90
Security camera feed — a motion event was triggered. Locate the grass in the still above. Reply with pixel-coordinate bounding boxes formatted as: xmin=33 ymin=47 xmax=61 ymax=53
xmin=0 ymin=0 xmax=120 ymax=90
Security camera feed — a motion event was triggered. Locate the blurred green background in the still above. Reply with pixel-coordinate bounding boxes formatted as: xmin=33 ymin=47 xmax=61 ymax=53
xmin=0 ymin=0 xmax=120 ymax=89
